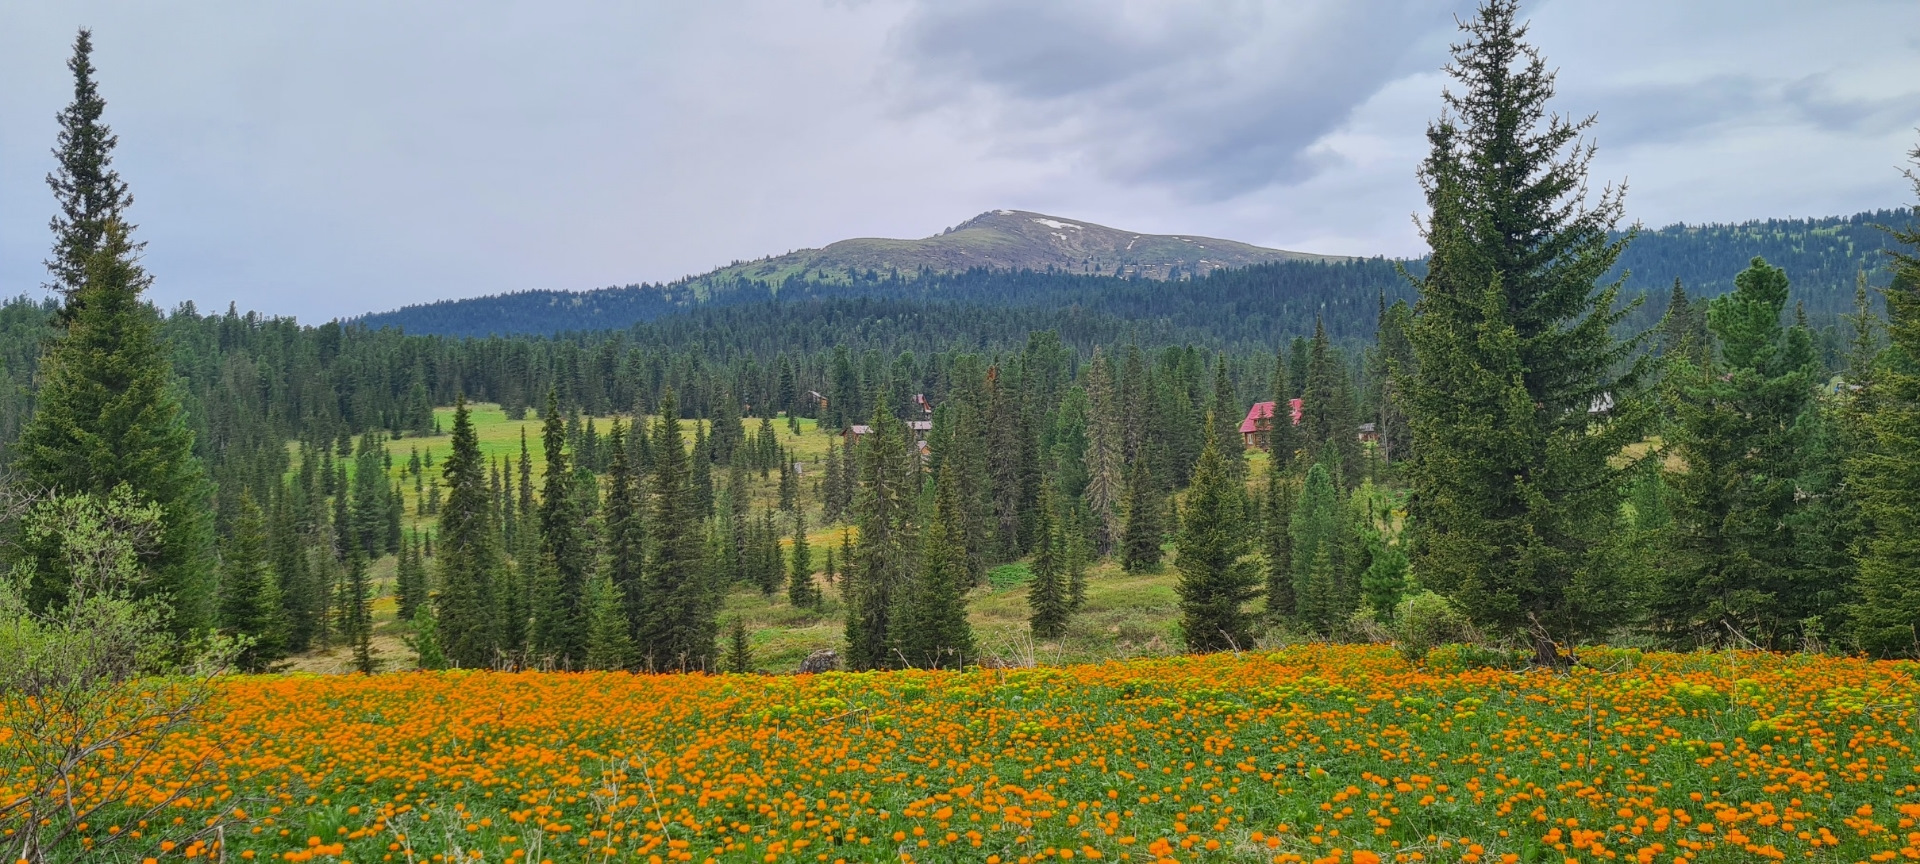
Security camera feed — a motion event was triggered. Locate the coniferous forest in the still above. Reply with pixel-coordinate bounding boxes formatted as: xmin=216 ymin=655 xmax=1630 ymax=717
xmin=6 ymin=5 xmax=1920 ymax=862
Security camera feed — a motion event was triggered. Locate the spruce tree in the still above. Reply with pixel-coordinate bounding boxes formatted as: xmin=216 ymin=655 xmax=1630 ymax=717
xmin=895 ymin=461 xmax=976 ymax=668
xmin=343 ymin=544 xmax=375 ymax=674
xmin=844 ymin=401 xmax=917 ymax=670
xmin=822 ymin=438 xmax=846 ymax=523
xmin=537 ymin=389 xmax=589 ymax=664
xmin=1081 ymin=349 xmax=1124 ymax=555
xmin=43 ymin=29 xmax=135 ymax=312
xmin=1028 ymin=489 xmax=1070 ymax=640
xmin=583 ymin=572 xmax=635 ymax=671
xmin=272 ymin=483 xmax=319 ymax=653
xmin=435 ymin=398 xmax=497 ymax=668
xmin=1262 ymin=471 xmax=1297 ymax=621
xmin=1402 ymin=0 xmax=1653 ymax=664
xmin=1119 ymin=461 xmax=1164 ymax=573
xmin=603 ymin=419 xmax=648 ymax=640
xmin=788 ymin=511 xmax=818 ymax=608
xmin=1848 ymin=147 xmax=1920 ymax=657
xmin=14 ymin=218 xmax=217 ymax=638
xmin=1655 ymin=257 xmax=1821 ymax=647
xmin=1174 ymin=423 xmax=1261 ymax=653
xmin=723 ymin=617 xmax=754 ymax=674
xmin=1207 ymin=361 xmax=1245 ymax=483
xmin=1290 ymin=463 xmax=1343 ymax=634
xmin=394 ymin=530 xmax=425 ymax=622
xmin=1267 ymin=348 xmax=1301 ymax=466
xmin=638 ymin=391 xmax=715 ymax=671
xmin=218 ymin=489 xmax=284 ymax=672
xmin=1299 ymin=319 xmax=1359 ymax=487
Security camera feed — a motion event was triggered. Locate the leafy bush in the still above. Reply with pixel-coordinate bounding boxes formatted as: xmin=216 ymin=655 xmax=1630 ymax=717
xmin=1392 ymin=591 xmax=1477 ymax=663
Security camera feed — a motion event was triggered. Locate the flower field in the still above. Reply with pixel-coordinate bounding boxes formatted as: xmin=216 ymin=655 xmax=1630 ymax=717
xmin=14 ymin=646 xmax=1920 ymax=863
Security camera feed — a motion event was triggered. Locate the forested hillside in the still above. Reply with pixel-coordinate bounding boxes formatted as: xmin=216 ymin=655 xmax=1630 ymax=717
xmin=358 ymin=209 xmax=1914 ymax=338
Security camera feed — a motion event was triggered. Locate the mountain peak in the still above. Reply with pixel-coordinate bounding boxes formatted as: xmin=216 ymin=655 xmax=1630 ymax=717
xmin=706 ymin=210 xmax=1341 ymax=284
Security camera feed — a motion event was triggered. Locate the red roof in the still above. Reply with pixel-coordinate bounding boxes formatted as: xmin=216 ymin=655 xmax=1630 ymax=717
xmin=1239 ymin=399 xmax=1303 ymax=434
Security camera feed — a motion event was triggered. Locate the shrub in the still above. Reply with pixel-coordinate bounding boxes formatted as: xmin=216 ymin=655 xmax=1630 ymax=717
xmin=1392 ymin=591 xmax=1476 ymax=663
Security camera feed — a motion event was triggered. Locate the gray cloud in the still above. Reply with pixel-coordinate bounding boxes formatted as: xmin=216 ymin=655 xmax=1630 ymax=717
xmin=0 ymin=0 xmax=1916 ymax=320
xmin=886 ymin=0 xmax=1467 ymax=197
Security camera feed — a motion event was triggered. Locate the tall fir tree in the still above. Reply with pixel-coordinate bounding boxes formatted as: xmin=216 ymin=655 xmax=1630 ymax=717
xmin=1081 ymin=349 xmax=1124 ymax=555
xmin=1174 ymin=421 xmax=1261 ymax=653
xmin=1290 ymin=463 xmax=1345 ymax=635
xmin=1119 ymin=460 xmax=1164 ymax=574
xmin=1267 ymin=348 xmax=1301 ymax=466
xmin=1027 ymin=487 xmax=1070 ymax=640
xmin=1262 ymin=471 xmax=1297 ymax=622
xmin=603 ymin=419 xmax=649 ymax=641
xmin=272 ymin=483 xmax=320 ymax=653
xmin=788 ymin=510 xmax=819 ymax=609
xmin=895 ymin=460 xmax=975 ymax=669
xmin=1848 ymin=145 xmax=1920 ymax=657
xmin=1207 ymin=360 xmax=1246 ymax=483
xmin=13 ymin=218 xmax=217 ymax=638
xmin=435 ymin=398 xmax=498 ymax=668
xmin=1402 ymin=0 xmax=1653 ymax=664
xmin=844 ymin=400 xmax=917 ymax=670
xmin=536 ymin=389 xmax=591 ymax=665
xmin=1299 ymin=318 xmax=1360 ymax=487
xmin=639 ymin=390 xmax=716 ymax=671
xmin=218 ymin=488 xmax=284 ymax=672
xmin=343 ymin=544 xmax=375 ymax=674
xmin=1655 ymin=258 xmax=1821 ymax=647
xmin=43 ymin=29 xmax=134 ymax=314
xmin=583 ymin=571 xmax=635 ymax=671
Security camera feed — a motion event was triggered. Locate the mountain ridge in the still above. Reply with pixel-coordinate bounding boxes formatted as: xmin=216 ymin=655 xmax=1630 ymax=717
xmin=700 ymin=208 xmax=1345 ymax=286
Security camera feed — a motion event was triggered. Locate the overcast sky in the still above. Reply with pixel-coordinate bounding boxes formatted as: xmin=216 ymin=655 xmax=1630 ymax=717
xmin=3 ymin=1 xmax=1917 ymax=322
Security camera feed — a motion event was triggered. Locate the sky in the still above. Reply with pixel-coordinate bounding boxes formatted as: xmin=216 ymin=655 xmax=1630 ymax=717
xmin=2 ymin=1 xmax=1917 ymax=322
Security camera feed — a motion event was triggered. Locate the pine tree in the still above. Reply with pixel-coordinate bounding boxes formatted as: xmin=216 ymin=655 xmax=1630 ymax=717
xmin=1081 ymin=349 xmax=1124 ymax=555
xmin=788 ymin=510 xmax=818 ymax=608
xmin=1290 ymin=463 xmax=1343 ymax=635
xmin=603 ymin=419 xmax=648 ymax=641
xmin=218 ymin=489 xmax=284 ymax=672
xmin=343 ymin=544 xmax=375 ymax=674
xmin=778 ymin=450 xmax=798 ymax=511
xmin=583 ymin=571 xmax=635 ymax=671
xmin=1064 ymin=504 xmax=1088 ymax=612
xmin=537 ymin=389 xmax=589 ymax=665
xmin=844 ymin=400 xmax=917 ymax=670
xmin=638 ymin=390 xmax=715 ymax=671
xmin=272 ymin=483 xmax=320 ymax=653
xmin=435 ymin=398 xmax=497 ymax=668
xmin=1267 ymin=348 xmax=1301 ymax=466
xmin=1848 ymin=146 xmax=1920 ymax=657
xmin=895 ymin=461 xmax=976 ymax=668
xmin=822 ymin=438 xmax=845 ymax=523
xmin=1207 ymin=360 xmax=1245 ymax=483
xmin=1262 ymin=471 xmax=1296 ymax=621
xmin=393 ymin=531 xmax=418 ymax=622
xmin=43 ymin=29 xmax=135 ymax=313
xmin=1656 ymin=257 xmax=1821 ymax=647
xmin=1370 ymin=300 xmax=1416 ymax=466
xmin=1028 ymin=489 xmax=1070 ymax=640
xmin=723 ymin=617 xmax=754 ymax=674
xmin=350 ymin=432 xmax=389 ymax=557
xmin=1403 ymin=0 xmax=1653 ymax=664
xmin=1174 ymin=422 xmax=1260 ymax=653
xmin=1299 ymin=319 xmax=1359 ymax=486
xmin=13 ymin=218 xmax=217 ymax=638
xmin=1360 ymin=535 xmax=1409 ymax=621
xmin=1119 ymin=461 xmax=1164 ymax=573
